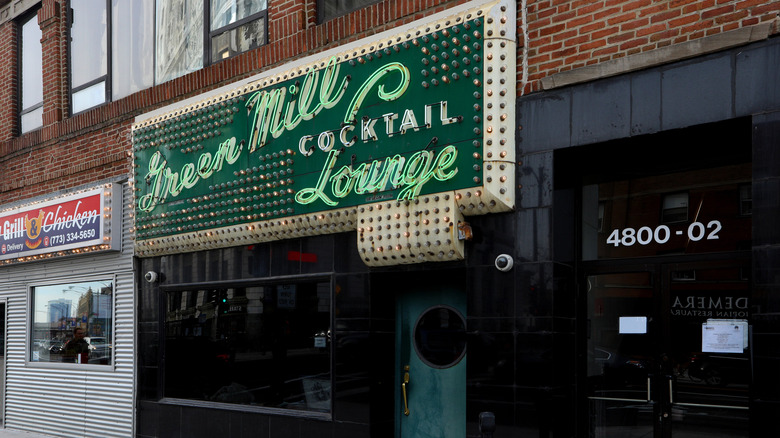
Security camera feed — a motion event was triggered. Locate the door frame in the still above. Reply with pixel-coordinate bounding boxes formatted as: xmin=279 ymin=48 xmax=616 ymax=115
xmin=579 ymin=251 xmax=751 ymax=437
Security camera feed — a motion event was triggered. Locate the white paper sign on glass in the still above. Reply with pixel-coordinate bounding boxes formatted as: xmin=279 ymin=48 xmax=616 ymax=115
xmin=702 ymin=321 xmax=746 ymax=353
xmin=702 ymin=319 xmax=748 ymax=353
xmin=619 ymin=316 xmax=647 ymax=334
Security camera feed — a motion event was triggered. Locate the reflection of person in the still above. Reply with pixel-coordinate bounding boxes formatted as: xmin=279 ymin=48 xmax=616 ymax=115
xmin=62 ymin=328 xmax=89 ymax=364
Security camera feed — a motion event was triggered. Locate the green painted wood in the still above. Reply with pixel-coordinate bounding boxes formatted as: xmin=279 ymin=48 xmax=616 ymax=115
xmin=396 ymin=286 xmax=466 ymax=438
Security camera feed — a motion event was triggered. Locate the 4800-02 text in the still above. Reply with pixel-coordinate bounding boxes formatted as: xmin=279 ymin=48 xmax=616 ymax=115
xmin=606 ymin=220 xmax=722 ymax=247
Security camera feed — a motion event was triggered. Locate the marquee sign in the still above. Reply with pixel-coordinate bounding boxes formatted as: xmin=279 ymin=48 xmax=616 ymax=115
xmin=133 ymin=0 xmax=515 ymax=265
xmin=0 ymin=185 xmax=121 ymax=264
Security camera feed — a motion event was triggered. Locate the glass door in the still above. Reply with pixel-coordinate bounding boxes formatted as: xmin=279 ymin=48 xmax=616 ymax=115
xmin=586 ymin=259 xmax=751 ymax=438
xmin=587 ymin=269 xmax=659 ymax=438
xmin=663 ymin=261 xmax=750 ymax=438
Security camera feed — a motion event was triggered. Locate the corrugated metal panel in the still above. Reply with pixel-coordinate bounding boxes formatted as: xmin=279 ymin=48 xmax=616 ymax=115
xmin=1 ymin=182 xmax=135 ymax=438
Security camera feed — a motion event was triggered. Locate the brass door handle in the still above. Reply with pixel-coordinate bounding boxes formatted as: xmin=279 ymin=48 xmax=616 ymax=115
xmin=402 ymin=366 xmax=410 ymax=416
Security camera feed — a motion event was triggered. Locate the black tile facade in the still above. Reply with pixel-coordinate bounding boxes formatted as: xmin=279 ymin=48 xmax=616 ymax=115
xmin=136 ymin=37 xmax=780 ymax=438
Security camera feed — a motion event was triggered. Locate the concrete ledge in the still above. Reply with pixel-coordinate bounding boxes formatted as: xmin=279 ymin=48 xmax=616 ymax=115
xmin=0 ymin=0 xmax=39 ymax=26
xmin=541 ymin=22 xmax=775 ymax=90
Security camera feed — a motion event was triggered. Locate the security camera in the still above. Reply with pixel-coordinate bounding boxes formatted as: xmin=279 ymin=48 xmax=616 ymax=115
xmin=494 ymin=254 xmax=514 ymax=272
xmin=145 ymin=271 xmax=159 ymax=283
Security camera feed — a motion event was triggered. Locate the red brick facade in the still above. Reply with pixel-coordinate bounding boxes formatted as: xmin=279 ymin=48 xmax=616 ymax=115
xmin=524 ymin=0 xmax=780 ymax=93
xmin=0 ymin=0 xmax=778 ymax=202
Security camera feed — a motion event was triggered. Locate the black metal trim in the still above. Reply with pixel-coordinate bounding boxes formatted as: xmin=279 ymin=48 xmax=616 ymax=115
xmin=160 ymin=271 xmax=335 ymax=291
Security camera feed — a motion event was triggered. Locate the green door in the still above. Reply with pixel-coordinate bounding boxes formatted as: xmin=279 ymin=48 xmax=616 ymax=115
xmin=395 ymin=285 xmax=466 ymax=438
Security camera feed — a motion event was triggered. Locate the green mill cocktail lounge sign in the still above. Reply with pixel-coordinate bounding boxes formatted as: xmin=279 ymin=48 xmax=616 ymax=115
xmin=132 ymin=0 xmax=515 ymax=266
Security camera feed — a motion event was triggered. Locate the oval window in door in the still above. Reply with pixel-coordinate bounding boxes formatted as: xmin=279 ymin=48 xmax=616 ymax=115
xmin=413 ymin=305 xmax=467 ymax=369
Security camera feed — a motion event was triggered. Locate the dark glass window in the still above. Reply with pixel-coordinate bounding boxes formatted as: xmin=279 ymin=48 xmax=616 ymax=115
xmin=30 ymin=279 xmax=114 ymax=366
xmin=318 ymin=0 xmax=380 ymax=23
xmin=414 ymin=306 xmax=467 ymax=368
xmin=20 ymin=11 xmax=43 ymax=133
xmin=164 ymin=279 xmax=331 ymax=412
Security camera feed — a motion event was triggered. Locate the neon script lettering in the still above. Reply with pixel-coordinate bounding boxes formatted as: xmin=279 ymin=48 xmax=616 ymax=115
xmin=245 ymin=58 xmax=412 ymax=152
xmin=295 ymin=144 xmax=458 ymax=206
xmin=138 ymin=137 xmax=243 ymax=212
xmin=136 ymin=57 xmax=462 ymax=214
xmin=245 ymin=57 xmax=350 ymax=153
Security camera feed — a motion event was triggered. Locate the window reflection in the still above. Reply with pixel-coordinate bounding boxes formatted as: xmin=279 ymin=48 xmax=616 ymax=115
xmin=209 ymin=0 xmax=267 ymax=62
xmin=210 ymin=0 xmax=266 ymax=29
xmin=211 ymin=15 xmax=265 ymax=61
xmin=31 ymin=280 xmax=114 ymax=365
xmin=155 ymin=0 xmax=268 ymax=82
xmin=70 ymin=0 xmax=108 ymax=89
xmin=156 ymin=0 xmax=205 ymax=83
xmin=583 ymin=164 xmax=752 ymax=260
xmin=164 ymin=280 xmax=331 ymax=412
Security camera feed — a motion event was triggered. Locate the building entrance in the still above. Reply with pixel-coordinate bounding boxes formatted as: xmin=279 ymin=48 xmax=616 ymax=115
xmin=393 ymin=273 xmax=467 ymax=438
xmin=560 ymin=121 xmax=755 ymax=437
xmin=585 ymin=257 xmax=750 ymax=437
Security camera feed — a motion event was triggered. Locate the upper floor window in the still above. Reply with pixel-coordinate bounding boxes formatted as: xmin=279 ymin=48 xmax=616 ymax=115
xmin=69 ymin=0 xmax=266 ymax=113
xmin=156 ymin=0 xmax=267 ymax=83
xmin=210 ymin=0 xmax=267 ymax=62
xmin=69 ymin=0 xmax=155 ymax=114
xmin=20 ymin=10 xmax=43 ymax=133
xmin=318 ymin=0 xmax=380 ymax=23
xmin=69 ymin=0 xmax=109 ymax=113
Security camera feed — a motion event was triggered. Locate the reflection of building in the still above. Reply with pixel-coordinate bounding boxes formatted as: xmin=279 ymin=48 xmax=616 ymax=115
xmin=155 ymin=0 xmax=204 ymax=83
xmin=76 ymin=287 xmax=111 ymax=336
xmin=47 ymin=299 xmax=71 ymax=323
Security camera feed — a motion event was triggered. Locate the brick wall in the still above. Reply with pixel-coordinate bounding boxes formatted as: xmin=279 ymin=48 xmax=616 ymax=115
xmin=523 ymin=0 xmax=780 ymax=93
xmin=0 ymin=21 xmax=15 ymax=143
xmin=0 ymin=0 xmax=466 ymax=205
xmin=1 ymin=0 xmax=778 ymax=203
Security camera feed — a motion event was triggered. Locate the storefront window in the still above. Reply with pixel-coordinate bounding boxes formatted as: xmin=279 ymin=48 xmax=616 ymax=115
xmin=210 ymin=0 xmax=267 ymax=62
xmin=30 ymin=280 xmax=114 ymax=365
xmin=164 ymin=279 xmax=331 ymax=412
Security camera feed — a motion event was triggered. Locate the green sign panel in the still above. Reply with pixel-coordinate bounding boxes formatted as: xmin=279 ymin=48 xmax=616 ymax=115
xmin=133 ymin=18 xmax=487 ymax=242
